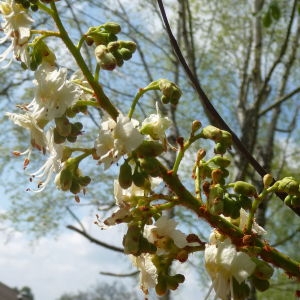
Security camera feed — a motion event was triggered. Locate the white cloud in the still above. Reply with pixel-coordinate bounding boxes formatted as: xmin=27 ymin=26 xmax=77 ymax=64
xmin=0 ymin=221 xmax=131 ymax=300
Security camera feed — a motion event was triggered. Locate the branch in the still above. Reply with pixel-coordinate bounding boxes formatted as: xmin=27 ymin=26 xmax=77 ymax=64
xmin=259 ymin=86 xmax=300 ymax=116
xmin=66 ymin=225 xmax=124 ymax=253
xmin=156 ymin=0 xmax=300 ymax=216
xmin=100 ymin=271 xmax=139 ymax=277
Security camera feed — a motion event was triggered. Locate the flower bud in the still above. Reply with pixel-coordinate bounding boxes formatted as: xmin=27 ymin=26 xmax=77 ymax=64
xmin=77 ymin=176 xmax=91 ymax=187
xmin=234 ymin=181 xmax=257 ymax=197
xmin=252 ymin=277 xmax=270 ymax=292
xmin=132 ymin=169 xmax=147 ymax=188
xmin=135 ymin=140 xmax=165 ymax=158
xmin=211 ymin=155 xmax=231 ymax=168
xmin=53 ymin=128 xmax=66 ymax=144
xmin=102 ymin=22 xmax=121 ymax=34
xmin=263 ymin=174 xmax=273 ymax=188
xmin=155 ymin=277 xmax=168 ymax=296
xmin=118 ymin=48 xmax=132 ymax=60
xmin=158 ymin=79 xmax=182 ymax=104
xmin=232 ymin=278 xmax=250 ymax=300
xmin=277 ymin=177 xmax=299 ymax=195
xmin=119 ymin=41 xmax=137 ymax=52
xmin=239 ymin=195 xmax=252 ymax=210
xmin=139 ymin=158 xmax=161 ymax=177
xmin=70 ymin=181 xmax=81 ymax=194
xmin=191 ymin=120 xmax=202 ymax=133
xmin=94 ymin=45 xmax=117 ymax=70
xmin=118 ymin=161 xmax=132 ymax=189
xmin=58 ymin=168 xmax=73 ymax=191
xmin=55 ymin=117 xmax=72 ymax=137
xmin=201 ymin=125 xmax=222 ymax=140
xmin=252 ymin=258 xmax=274 ymax=280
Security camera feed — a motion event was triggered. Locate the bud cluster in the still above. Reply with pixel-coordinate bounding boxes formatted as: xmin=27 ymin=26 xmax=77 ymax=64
xmin=15 ymin=0 xmax=38 ymax=11
xmin=158 ymin=79 xmax=182 ymax=105
xmin=85 ymin=22 xmax=137 ymax=70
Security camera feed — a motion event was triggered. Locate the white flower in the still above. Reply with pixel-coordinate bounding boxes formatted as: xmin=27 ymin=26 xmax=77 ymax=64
xmin=5 ymin=111 xmax=47 ymax=152
xmin=0 ymin=0 xmax=33 ymax=66
xmin=204 ymin=237 xmax=255 ymax=300
xmin=143 ymin=216 xmax=188 ymax=254
xmin=104 ymin=180 xmax=144 ymax=226
xmin=130 ymin=253 xmax=158 ymax=294
xmin=28 ymin=64 xmax=81 ymax=121
xmin=95 ymin=114 xmax=143 ymax=169
xmin=141 ymin=102 xmax=172 ymax=141
xmin=239 ymin=208 xmax=267 ymax=235
xmin=30 ymin=129 xmax=64 ymax=192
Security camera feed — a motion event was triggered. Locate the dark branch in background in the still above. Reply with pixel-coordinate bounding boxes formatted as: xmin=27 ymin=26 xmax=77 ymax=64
xmin=100 ymin=271 xmax=139 ymax=277
xmin=156 ymin=0 xmax=300 ymax=216
xmin=67 ymin=225 xmax=124 ymax=253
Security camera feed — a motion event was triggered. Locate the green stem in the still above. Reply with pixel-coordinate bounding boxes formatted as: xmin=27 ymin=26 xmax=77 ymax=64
xmin=49 ymin=1 xmax=119 ymax=120
xmin=128 ymin=81 xmax=160 ymax=119
xmin=30 ymin=29 xmax=61 ymax=38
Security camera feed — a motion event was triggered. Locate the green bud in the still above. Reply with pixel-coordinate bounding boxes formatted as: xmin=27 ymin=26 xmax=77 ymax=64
xmin=223 ymin=195 xmax=242 ymax=219
xmin=232 ymin=278 xmax=250 ymax=300
xmin=201 ymin=125 xmax=222 ymax=140
xmin=30 ymin=4 xmax=38 ymax=11
xmin=59 ymin=168 xmax=73 ymax=191
xmin=208 ymin=184 xmax=224 ymax=215
xmin=107 ymin=41 xmax=120 ymax=52
xmin=102 ymin=22 xmax=121 ymax=34
xmin=53 ymin=128 xmax=66 ymax=144
xmin=55 ymin=117 xmax=72 ymax=137
xmin=139 ymin=157 xmax=161 ymax=177
xmin=252 ymin=277 xmax=270 ymax=292
xmin=95 ymin=45 xmax=117 ymax=70
xmin=111 ymin=49 xmax=124 ymax=67
xmin=119 ymin=41 xmax=137 ymax=52
xmin=263 ymin=174 xmax=273 ymax=188
xmin=158 ymin=79 xmax=182 ymax=104
xmin=70 ymin=181 xmax=81 ymax=194
xmin=284 ymin=194 xmax=293 ymax=206
xmin=214 ymin=142 xmax=227 ymax=155
xmin=118 ymin=161 xmax=132 ymax=189
xmin=118 ymin=48 xmax=132 ymax=60
xmin=211 ymin=155 xmax=231 ymax=168
xmin=155 ymin=277 xmax=168 ymax=296
xmin=191 ymin=120 xmax=202 ymax=133
xmin=291 ymin=196 xmax=300 ymax=208
xmin=252 ymin=258 xmax=274 ymax=280
xmin=277 ymin=177 xmax=299 ymax=195
xmin=239 ymin=195 xmax=252 ymax=210
xmin=234 ymin=181 xmax=257 ymax=197
xmin=70 ymin=122 xmax=83 ymax=136
xmin=161 ymin=95 xmax=169 ymax=104
xmin=77 ymin=176 xmax=91 ymax=187
xmin=132 ymin=169 xmax=147 ymax=188
xmin=135 ymin=140 xmax=165 ymax=158
xmin=67 ymin=135 xmax=77 ymax=143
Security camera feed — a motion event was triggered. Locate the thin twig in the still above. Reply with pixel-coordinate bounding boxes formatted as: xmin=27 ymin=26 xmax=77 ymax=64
xmin=66 ymin=225 xmax=124 ymax=253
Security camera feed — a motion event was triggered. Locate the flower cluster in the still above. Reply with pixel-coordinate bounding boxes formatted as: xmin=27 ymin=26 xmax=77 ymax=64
xmin=0 ymin=0 xmax=33 ymax=66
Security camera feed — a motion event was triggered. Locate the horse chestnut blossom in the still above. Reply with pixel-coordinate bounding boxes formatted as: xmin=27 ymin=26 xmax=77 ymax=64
xmin=29 ymin=129 xmax=64 ymax=192
xmin=204 ymin=234 xmax=256 ymax=300
xmin=0 ymin=0 xmax=33 ymax=66
xmin=28 ymin=64 xmax=81 ymax=121
xmin=130 ymin=253 xmax=158 ymax=294
xmin=140 ymin=102 xmax=172 ymax=141
xmin=5 ymin=111 xmax=47 ymax=154
xmin=94 ymin=114 xmax=143 ymax=169
xmin=143 ymin=215 xmax=188 ymax=255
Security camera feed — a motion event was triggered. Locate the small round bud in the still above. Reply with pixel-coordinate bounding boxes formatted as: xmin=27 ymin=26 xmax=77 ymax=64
xmin=102 ymin=22 xmax=121 ymax=34
xmin=234 ymin=181 xmax=257 ymax=197
xmin=118 ymin=161 xmax=132 ymax=189
xmin=252 ymin=277 xmax=270 ymax=292
xmin=135 ymin=140 xmax=165 ymax=158
xmin=118 ymin=48 xmax=132 ymax=60
xmin=70 ymin=181 xmax=81 ymax=194
xmin=191 ymin=120 xmax=202 ymax=133
xmin=263 ymin=174 xmax=273 ymax=188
